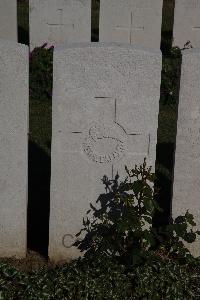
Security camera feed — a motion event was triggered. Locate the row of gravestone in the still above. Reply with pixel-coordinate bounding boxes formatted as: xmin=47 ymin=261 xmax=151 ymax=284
xmin=0 ymin=0 xmax=200 ymax=261
xmin=2 ymin=0 xmax=200 ymax=49
xmin=0 ymin=39 xmax=199 ymax=261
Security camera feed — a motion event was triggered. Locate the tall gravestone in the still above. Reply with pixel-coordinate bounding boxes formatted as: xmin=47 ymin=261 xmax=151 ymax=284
xmin=0 ymin=40 xmax=28 ymax=258
xmin=173 ymin=0 xmax=200 ymax=48
xmin=0 ymin=0 xmax=17 ymax=41
xmin=29 ymin=0 xmax=91 ymax=50
xmin=49 ymin=43 xmax=162 ymax=262
xmin=99 ymin=0 xmax=163 ymax=49
xmin=173 ymin=49 xmax=200 ymax=257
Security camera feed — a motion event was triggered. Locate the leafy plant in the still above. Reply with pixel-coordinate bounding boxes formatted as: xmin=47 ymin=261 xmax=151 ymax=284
xmin=75 ymin=159 xmax=199 ymax=266
xmin=0 ymin=257 xmax=132 ymax=300
xmin=0 ymin=255 xmax=199 ymax=299
xmin=131 ymin=255 xmax=200 ymax=299
xmin=53 ymin=256 xmax=132 ymax=300
xmin=0 ymin=160 xmax=199 ymax=299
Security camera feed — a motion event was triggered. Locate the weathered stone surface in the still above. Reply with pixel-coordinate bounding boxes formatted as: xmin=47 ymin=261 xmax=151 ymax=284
xmin=99 ymin=0 xmax=163 ymax=49
xmin=49 ymin=43 xmax=161 ymax=262
xmin=0 ymin=40 xmax=28 ymax=258
xmin=173 ymin=49 xmax=200 ymax=257
xmin=173 ymin=0 xmax=200 ymax=48
xmin=0 ymin=0 xmax=17 ymax=41
xmin=29 ymin=0 xmax=91 ymax=50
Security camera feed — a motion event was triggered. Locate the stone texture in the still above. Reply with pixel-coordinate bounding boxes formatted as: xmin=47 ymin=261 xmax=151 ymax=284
xmin=99 ymin=0 xmax=163 ymax=49
xmin=29 ymin=0 xmax=91 ymax=50
xmin=49 ymin=43 xmax=162 ymax=262
xmin=173 ymin=0 xmax=200 ymax=48
xmin=173 ymin=49 xmax=200 ymax=257
xmin=0 ymin=0 xmax=17 ymax=41
xmin=0 ymin=40 xmax=28 ymax=258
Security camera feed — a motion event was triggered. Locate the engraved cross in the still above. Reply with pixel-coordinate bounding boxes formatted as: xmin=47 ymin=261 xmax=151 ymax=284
xmin=71 ymin=97 xmax=145 ymax=170
xmin=192 ymin=26 xmax=200 ymax=31
xmin=115 ymin=12 xmax=144 ymax=44
xmin=47 ymin=9 xmax=75 ymax=33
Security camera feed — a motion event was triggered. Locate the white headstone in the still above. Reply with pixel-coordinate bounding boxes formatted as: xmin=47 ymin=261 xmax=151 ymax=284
xmin=99 ymin=0 xmax=163 ymax=49
xmin=29 ymin=0 xmax=91 ymax=50
xmin=173 ymin=0 xmax=200 ymax=48
xmin=0 ymin=40 xmax=28 ymax=258
xmin=173 ymin=49 xmax=200 ymax=257
xmin=49 ymin=43 xmax=162 ymax=262
xmin=0 ymin=0 xmax=17 ymax=41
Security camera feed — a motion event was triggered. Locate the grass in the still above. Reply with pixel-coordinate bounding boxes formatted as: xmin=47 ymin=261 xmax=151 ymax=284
xmin=0 ymin=254 xmax=199 ymax=299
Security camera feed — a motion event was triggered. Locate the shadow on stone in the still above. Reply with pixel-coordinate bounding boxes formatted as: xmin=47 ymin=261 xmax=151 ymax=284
xmin=154 ymin=142 xmax=175 ymax=227
xmin=161 ymin=31 xmax=173 ymax=55
xmin=91 ymin=0 xmax=99 ymax=42
xmin=160 ymin=0 xmax=175 ymax=54
xmin=27 ymin=141 xmax=51 ymax=258
xmin=18 ymin=25 xmax=29 ymax=45
xmin=157 ymin=142 xmax=175 ymax=171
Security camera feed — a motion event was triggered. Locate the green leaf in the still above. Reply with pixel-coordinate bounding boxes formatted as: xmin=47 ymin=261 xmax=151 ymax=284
xmin=185 ymin=211 xmax=196 ymax=226
xmin=175 ymin=216 xmax=185 ymax=224
xmin=132 ymin=180 xmax=144 ymax=194
xmin=173 ymin=223 xmax=187 ymax=236
xmin=143 ymin=198 xmax=154 ymax=213
xmin=184 ymin=232 xmax=196 ymax=243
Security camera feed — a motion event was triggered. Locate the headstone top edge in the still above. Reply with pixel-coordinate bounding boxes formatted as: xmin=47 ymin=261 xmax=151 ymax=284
xmin=181 ymin=48 xmax=200 ymax=56
xmin=54 ymin=42 xmax=162 ymax=56
xmin=0 ymin=39 xmax=28 ymax=51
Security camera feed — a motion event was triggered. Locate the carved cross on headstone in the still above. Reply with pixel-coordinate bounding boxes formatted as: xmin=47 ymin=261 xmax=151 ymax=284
xmin=70 ymin=97 xmax=150 ymax=179
xmin=115 ymin=12 xmax=144 ymax=44
xmin=47 ymin=8 xmax=75 ymax=38
xmin=192 ymin=26 xmax=200 ymax=31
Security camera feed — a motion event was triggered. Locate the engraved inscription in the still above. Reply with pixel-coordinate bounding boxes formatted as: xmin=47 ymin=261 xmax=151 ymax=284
xmin=180 ymin=127 xmax=200 ymax=159
xmin=62 ymin=234 xmax=75 ymax=249
xmin=83 ymin=122 xmax=126 ymax=164
xmin=186 ymin=0 xmax=200 ymax=9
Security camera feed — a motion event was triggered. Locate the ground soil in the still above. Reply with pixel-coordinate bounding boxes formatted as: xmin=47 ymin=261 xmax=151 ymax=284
xmin=0 ymin=250 xmax=65 ymax=273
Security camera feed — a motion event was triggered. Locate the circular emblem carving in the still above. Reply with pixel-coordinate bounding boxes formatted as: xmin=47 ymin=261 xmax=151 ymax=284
xmin=62 ymin=234 xmax=75 ymax=249
xmin=82 ymin=122 xmax=127 ymax=164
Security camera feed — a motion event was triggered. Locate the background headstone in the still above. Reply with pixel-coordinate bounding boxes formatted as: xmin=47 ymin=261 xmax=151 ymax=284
xmin=99 ymin=0 xmax=163 ymax=49
xmin=0 ymin=0 xmax=17 ymax=42
xmin=49 ymin=43 xmax=162 ymax=262
xmin=173 ymin=0 xmax=200 ymax=48
xmin=29 ymin=0 xmax=91 ymax=50
xmin=0 ymin=40 xmax=28 ymax=258
xmin=173 ymin=49 xmax=200 ymax=257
